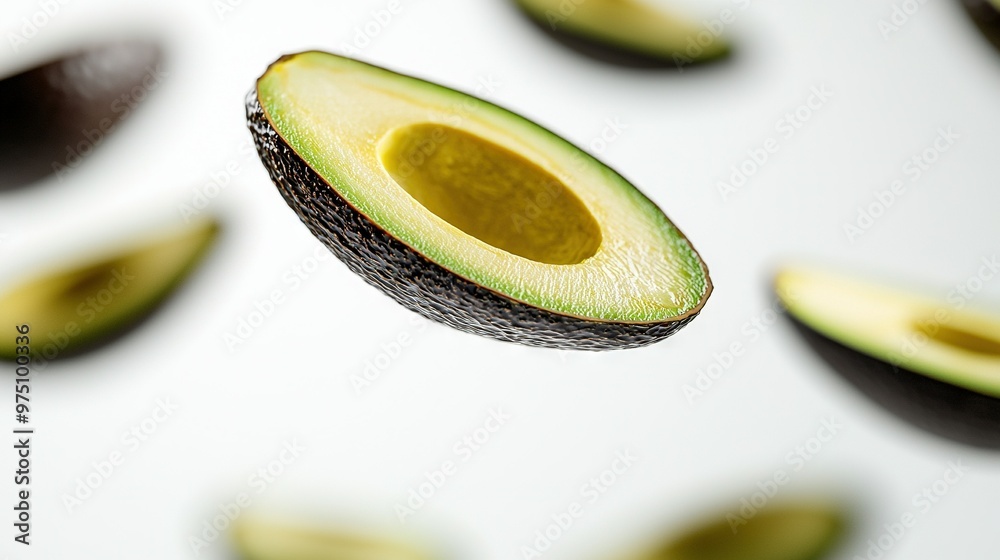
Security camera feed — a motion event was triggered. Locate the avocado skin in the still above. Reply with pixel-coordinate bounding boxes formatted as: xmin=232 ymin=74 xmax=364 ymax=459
xmin=0 ymin=41 xmax=161 ymax=190
xmin=788 ymin=317 xmax=1000 ymax=449
xmin=247 ymin=91 xmax=699 ymax=350
xmin=960 ymin=0 xmax=1000 ymax=52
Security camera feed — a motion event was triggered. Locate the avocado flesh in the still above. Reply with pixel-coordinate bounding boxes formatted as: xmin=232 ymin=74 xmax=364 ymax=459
xmin=231 ymin=519 xmax=433 ymax=560
xmin=0 ymin=41 xmax=161 ymax=190
xmin=249 ymin=52 xmax=710 ymax=349
xmin=636 ymin=503 xmax=843 ymax=560
xmin=0 ymin=218 xmax=219 ymax=360
xmin=514 ymin=0 xmax=729 ymax=64
xmin=776 ymin=266 xmax=1000 ymax=398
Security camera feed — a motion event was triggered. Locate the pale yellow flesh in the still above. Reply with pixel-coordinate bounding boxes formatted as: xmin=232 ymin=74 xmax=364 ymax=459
xmin=776 ymin=266 xmax=1000 ymax=398
xmin=231 ymin=520 xmax=433 ymax=560
xmin=258 ymin=53 xmax=709 ymax=322
xmin=517 ymin=0 xmax=729 ymax=60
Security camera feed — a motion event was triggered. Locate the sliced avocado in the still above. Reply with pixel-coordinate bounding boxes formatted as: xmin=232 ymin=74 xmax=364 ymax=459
xmin=513 ymin=0 xmax=730 ymax=67
xmin=247 ymin=52 xmax=711 ymax=350
xmin=630 ymin=502 xmax=844 ymax=560
xmin=0 ymin=40 xmax=162 ymax=190
xmin=231 ymin=519 xmax=434 ymax=560
xmin=959 ymin=0 xmax=1000 ymax=53
xmin=776 ymin=266 xmax=1000 ymax=448
xmin=0 ymin=218 xmax=219 ymax=361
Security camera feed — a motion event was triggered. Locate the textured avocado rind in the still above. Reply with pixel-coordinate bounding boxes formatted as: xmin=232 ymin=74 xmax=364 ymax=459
xmin=788 ymin=316 xmax=1000 ymax=449
xmin=246 ymin=89 xmax=702 ymax=350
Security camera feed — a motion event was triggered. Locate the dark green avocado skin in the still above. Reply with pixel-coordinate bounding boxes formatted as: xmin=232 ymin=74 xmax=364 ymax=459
xmin=960 ymin=0 xmax=1000 ymax=52
xmin=0 ymin=41 xmax=161 ymax=190
xmin=246 ymin=91 xmax=698 ymax=350
xmin=788 ymin=317 xmax=1000 ymax=449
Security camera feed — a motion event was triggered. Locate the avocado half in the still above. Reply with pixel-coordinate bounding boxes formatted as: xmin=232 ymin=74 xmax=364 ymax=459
xmin=960 ymin=0 xmax=1000 ymax=53
xmin=0 ymin=41 xmax=162 ymax=190
xmin=247 ymin=52 xmax=711 ymax=350
xmin=231 ymin=519 xmax=433 ymax=560
xmin=0 ymin=218 xmax=219 ymax=361
xmin=776 ymin=266 xmax=1000 ymax=448
xmin=633 ymin=502 xmax=844 ymax=560
xmin=513 ymin=0 xmax=730 ymax=67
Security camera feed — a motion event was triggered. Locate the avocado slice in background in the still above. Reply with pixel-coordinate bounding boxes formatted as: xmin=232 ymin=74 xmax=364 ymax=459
xmin=960 ymin=0 xmax=1000 ymax=53
xmin=512 ymin=0 xmax=730 ymax=67
xmin=231 ymin=519 xmax=434 ymax=560
xmin=0 ymin=218 xmax=219 ymax=361
xmin=0 ymin=40 xmax=162 ymax=190
xmin=776 ymin=266 xmax=1000 ymax=448
xmin=247 ymin=52 xmax=711 ymax=350
xmin=626 ymin=502 xmax=845 ymax=560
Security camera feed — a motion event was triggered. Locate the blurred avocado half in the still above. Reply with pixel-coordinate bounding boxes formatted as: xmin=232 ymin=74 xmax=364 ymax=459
xmin=960 ymin=0 xmax=1000 ymax=53
xmin=512 ymin=0 xmax=730 ymax=67
xmin=0 ymin=217 xmax=219 ymax=361
xmin=231 ymin=518 xmax=435 ymax=560
xmin=626 ymin=502 xmax=845 ymax=560
xmin=0 ymin=40 xmax=162 ymax=190
xmin=777 ymin=265 xmax=1000 ymax=448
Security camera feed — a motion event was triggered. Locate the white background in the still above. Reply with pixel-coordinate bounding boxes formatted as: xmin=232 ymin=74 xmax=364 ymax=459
xmin=1 ymin=0 xmax=999 ymax=558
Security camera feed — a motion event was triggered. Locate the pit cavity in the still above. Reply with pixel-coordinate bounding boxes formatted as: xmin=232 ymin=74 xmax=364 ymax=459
xmin=378 ymin=123 xmax=602 ymax=265
xmin=913 ymin=320 xmax=1000 ymax=357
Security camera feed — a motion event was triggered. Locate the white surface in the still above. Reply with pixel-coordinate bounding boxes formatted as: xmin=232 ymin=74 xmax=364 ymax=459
xmin=1 ymin=0 xmax=999 ymax=558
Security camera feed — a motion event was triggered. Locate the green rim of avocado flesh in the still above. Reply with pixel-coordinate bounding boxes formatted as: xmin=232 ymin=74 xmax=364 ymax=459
xmin=247 ymin=52 xmax=711 ymax=350
xmin=0 ymin=218 xmax=219 ymax=360
xmin=514 ymin=0 xmax=730 ymax=64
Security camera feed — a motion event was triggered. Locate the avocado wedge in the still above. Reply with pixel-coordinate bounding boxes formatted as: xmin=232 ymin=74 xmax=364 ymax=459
xmin=513 ymin=0 xmax=730 ymax=67
xmin=629 ymin=502 xmax=844 ymax=560
xmin=0 ymin=41 xmax=162 ymax=190
xmin=231 ymin=518 xmax=433 ymax=560
xmin=776 ymin=266 xmax=1000 ymax=448
xmin=0 ymin=218 xmax=219 ymax=361
xmin=960 ymin=0 xmax=1000 ymax=53
xmin=247 ymin=52 xmax=711 ymax=350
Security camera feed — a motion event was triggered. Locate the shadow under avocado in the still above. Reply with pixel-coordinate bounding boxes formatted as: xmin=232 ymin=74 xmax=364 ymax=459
xmin=787 ymin=316 xmax=1000 ymax=450
xmin=0 ymin=40 xmax=162 ymax=191
xmin=959 ymin=0 xmax=1000 ymax=53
